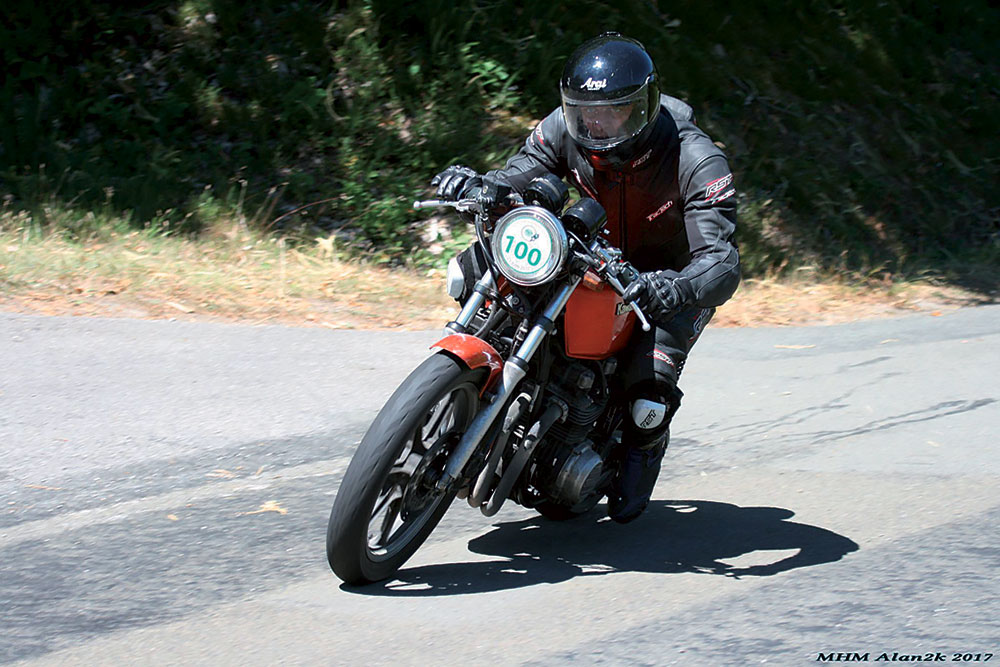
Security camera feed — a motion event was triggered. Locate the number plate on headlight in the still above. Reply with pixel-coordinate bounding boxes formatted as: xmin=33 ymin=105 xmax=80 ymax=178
xmin=491 ymin=207 xmax=568 ymax=287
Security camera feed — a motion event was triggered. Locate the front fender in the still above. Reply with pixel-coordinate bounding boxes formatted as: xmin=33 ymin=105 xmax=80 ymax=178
xmin=431 ymin=334 xmax=503 ymax=394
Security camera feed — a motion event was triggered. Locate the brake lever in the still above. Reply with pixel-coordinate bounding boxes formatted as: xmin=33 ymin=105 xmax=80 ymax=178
xmin=414 ymin=191 xmax=521 ymax=215
xmin=603 ymin=273 xmax=652 ymax=332
xmin=582 ymin=241 xmax=652 ymax=332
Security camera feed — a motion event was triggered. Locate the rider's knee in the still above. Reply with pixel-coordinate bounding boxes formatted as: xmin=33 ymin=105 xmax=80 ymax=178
xmin=626 ymin=381 xmax=682 ymax=450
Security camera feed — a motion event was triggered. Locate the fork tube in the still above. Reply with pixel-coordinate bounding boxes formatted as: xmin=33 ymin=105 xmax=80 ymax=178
xmin=445 ymin=269 xmax=494 ymax=335
xmin=513 ymin=279 xmax=579 ymax=364
xmin=439 ymin=275 xmax=582 ymax=489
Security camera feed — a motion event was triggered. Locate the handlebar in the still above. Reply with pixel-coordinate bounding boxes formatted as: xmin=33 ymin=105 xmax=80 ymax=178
xmin=581 ymin=241 xmax=651 ymax=332
xmin=417 ymin=196 xmax=652 ymax=332
xmin=413 ymin=198 xmax=477 ymax=211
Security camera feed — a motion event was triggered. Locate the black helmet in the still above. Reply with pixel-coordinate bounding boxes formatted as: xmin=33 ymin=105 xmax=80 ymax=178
xmin=560 ymin=33 xmax=660 ymax=154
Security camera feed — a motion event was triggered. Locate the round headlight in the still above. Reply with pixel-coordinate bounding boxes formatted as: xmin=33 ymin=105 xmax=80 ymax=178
xmin=490 ymin=206 xmax=568 ymax=287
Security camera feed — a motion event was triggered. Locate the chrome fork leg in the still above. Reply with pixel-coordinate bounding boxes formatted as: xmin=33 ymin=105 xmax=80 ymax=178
xmin=437 ymin=277 xmax=582 ymax=490
xmin=445 ymin=270 xmax=495 ymax=335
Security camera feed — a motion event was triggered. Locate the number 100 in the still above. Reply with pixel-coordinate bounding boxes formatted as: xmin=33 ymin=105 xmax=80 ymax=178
xmin=505 ymin=236 xmax=542 ymax=267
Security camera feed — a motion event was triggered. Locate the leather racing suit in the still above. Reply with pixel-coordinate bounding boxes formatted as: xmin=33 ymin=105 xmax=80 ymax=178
xmin=489 ymin=94 xmax=740 ymax=399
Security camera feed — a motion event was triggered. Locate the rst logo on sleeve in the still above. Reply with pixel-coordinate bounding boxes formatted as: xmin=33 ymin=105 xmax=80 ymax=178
xmin=705 ymin=173 xmax=733 ymax=197
xmin=531 ymin=124 xmax=546 ymax=147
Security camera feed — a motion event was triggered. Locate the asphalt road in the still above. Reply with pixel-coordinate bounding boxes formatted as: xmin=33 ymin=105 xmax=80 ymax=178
xmin=1 ymin=306 xmax=998 ymax=666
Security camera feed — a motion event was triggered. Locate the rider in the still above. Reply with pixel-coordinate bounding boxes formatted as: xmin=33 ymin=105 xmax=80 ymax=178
xmin=431 ymin=33 xmax=740 ymax=523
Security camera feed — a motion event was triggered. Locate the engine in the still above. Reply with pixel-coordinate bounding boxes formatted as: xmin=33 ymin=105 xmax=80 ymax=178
xmin=547 ymin=439 xmax=605 ymax=506
xmin=531 ymin=360 xmax=612 ymax=507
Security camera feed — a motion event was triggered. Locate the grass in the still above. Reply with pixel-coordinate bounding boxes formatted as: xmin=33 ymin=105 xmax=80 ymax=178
xmin=0 ymin=206 xmax=457 ymax=329
xmin=2 ymin=206 xmax=990 ymax=331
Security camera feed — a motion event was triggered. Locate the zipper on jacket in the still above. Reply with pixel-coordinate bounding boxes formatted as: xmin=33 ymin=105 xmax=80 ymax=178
xmin=620 ymin=182 xmax=627 ymax=255
xmin=619 ymin=171 xmax=633 ymax=257
xmin=606 ymin=170 xmax=625 ymax=255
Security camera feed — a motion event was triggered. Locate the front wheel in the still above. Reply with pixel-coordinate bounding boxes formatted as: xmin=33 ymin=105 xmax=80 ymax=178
xmin=326 ymin=353 xmax=485 ymax=585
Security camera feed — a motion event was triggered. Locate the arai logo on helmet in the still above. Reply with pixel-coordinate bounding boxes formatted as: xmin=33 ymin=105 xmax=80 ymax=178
xmin=582 ymin=77 xmax=607 ymax=91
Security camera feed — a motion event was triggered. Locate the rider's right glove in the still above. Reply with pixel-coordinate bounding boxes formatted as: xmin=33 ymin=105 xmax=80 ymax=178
xmin=623 ymin=270 xmax=695 ymax=327
xmin=431 ymin=165 xmax=482 ymax=201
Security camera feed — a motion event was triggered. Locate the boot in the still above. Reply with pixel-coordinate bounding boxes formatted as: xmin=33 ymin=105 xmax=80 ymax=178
xmin=606 ymin=437 xmax=666 ymax=524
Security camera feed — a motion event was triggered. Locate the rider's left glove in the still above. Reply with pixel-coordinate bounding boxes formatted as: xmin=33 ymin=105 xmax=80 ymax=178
xmin=431 ymin=165 xmax=483 ymax=201
xmin=623 ymin=270 xmax=695 ymax=327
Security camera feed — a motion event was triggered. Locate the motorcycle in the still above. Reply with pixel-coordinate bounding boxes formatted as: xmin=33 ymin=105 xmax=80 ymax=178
xmin=325 ymin=174 xmax=656 ymax=585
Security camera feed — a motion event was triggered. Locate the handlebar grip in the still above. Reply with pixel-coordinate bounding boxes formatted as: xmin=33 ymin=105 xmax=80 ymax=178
xmin=414 ymin=199 xmax=448 ymax=209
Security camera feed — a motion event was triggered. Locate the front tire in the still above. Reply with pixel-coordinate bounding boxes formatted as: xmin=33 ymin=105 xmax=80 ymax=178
xmin=326 ymin=353 xmax=484 ymax=585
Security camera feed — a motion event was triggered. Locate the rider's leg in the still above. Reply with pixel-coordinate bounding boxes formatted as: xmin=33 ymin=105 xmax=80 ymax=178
xmin=607 ymin=380 xmax=681 ymax=523
xmin=608 ymin=306 xmax=714 ymax=523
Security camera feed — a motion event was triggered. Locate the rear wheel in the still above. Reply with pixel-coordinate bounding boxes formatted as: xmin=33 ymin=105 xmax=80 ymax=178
xmin=326 ymin=353 xmax=484 ymax=585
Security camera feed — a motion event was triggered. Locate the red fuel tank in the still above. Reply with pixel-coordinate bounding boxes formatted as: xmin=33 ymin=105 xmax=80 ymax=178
xmin=563 ymin=281 xmax=636 ymax=360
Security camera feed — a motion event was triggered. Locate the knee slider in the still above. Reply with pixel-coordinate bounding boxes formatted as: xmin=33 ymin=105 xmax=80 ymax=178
xmin=630 ymin=398 xmax=669 ymax=431
xmin=629 ymin=381 xmax=681 ymax=429
xmin=629 ymin=397 xmax=672 ymax=451
xmin=627 ymin=382 xmax=682 ymax=449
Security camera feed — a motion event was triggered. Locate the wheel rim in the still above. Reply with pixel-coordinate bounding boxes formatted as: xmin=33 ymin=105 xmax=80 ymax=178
xmin=365 ymin=381 xmax=477 ymax=561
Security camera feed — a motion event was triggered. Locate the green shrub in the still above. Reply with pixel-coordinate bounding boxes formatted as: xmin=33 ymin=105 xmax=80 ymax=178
xmin=0 ymin=0 xmax=997 ymax=282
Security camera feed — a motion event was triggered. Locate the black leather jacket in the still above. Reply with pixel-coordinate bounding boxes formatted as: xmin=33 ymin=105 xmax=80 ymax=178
xmin=489 ymin=95 xmax=740 ymax=309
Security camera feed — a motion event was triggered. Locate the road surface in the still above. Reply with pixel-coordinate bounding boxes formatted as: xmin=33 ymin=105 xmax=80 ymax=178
xmin=1 ymin=306 xmax=998 ymax=665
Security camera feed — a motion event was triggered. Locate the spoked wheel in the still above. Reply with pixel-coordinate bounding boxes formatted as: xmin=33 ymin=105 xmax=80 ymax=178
xmin=327 ymin=353 xmax=485 ymax=585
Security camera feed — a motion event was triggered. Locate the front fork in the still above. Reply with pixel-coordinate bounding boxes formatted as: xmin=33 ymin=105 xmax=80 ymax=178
xmin=437 ymin=270 xmax=583 ymax=490
xmin=444 ymin=269 xmax=495 ymax=336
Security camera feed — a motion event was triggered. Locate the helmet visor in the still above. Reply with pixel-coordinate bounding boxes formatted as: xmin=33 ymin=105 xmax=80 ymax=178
xmin=562 ymin=82 xmax=654 ymax=150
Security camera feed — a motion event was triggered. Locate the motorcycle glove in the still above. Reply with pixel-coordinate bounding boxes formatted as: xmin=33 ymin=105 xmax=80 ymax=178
xmin=624 ymin=270 xmax=695 ymax=327
xmin=431 ymin=165 xmax=483 ymax=201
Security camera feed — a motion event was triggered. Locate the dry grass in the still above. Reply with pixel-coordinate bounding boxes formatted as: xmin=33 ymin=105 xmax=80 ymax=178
xmin=713 ymin=274 xmax=987 ymax=327
xmin=0 ymin=224 xmax=455 ymax=329
xmin=0 ymin=222 xmax=988 ymax=330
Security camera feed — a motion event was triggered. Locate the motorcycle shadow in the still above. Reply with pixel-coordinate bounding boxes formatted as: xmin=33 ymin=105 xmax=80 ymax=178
xmin=355 ymin=499 xmax=859 ymax=596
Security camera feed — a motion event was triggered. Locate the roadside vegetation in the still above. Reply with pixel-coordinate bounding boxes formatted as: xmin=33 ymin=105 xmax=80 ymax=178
xmin=1 ymin=1 xmax=997 ymax=326
xmin=0 ymin=204 xmax=458 ymax=328
xmin=2 ymin=204 xmax=986 ymax=328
